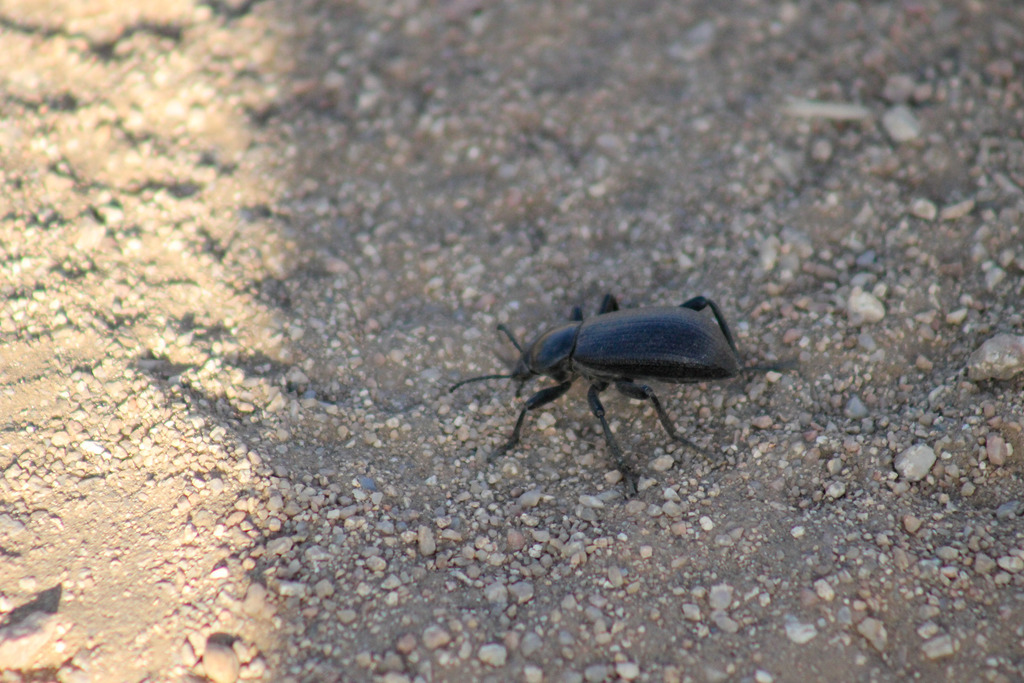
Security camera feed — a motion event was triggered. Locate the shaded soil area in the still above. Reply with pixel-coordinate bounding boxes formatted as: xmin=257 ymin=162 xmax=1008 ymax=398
xmin=1 ymin=1 xmax=1023 ymax=681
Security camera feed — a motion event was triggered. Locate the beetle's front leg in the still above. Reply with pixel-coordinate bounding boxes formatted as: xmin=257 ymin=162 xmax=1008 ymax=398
xmin=586 ymin=382 xmax=638 ymax=494
xmin=490 ymin=380 xmax=573 ymax=462
xmin=615 ymin=381 xmax=711 ymax=462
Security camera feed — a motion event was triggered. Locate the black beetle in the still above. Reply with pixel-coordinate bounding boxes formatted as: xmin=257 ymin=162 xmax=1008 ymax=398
xmin=451 ymin=294 xmax=747 ymax=491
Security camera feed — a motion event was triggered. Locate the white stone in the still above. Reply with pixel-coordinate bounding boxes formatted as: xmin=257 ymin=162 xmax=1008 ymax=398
xmin=784 ymin=617 xmax=817 ymax=644
xmin=882 ymin=105 xmax=921 ymax=142
xmin=848 ymin=288 xmax=886 ymax=325
xmin=478 ymin=643 xmax=507 ymax=667
xmin=894 ymin=444 xmax=936 ymax=481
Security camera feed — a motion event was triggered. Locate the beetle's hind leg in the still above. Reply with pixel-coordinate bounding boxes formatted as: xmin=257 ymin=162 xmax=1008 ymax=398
xmin=680 ymin=296 xmax=739 ymax=358
xmin=615 ymin=381 xmax=712 ymax=463
xmin=490 ymin=380 xmax=573 ymax=462
xmin=586 ymin=382 xmax=639 ymax=494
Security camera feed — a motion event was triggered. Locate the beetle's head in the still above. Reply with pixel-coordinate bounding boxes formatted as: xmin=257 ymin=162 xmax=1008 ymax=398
xmin=448 ymin=320 xmax=579 ymax=394
xmin=510 ymin=354 xmax=535 ymax=381
xmin=518 ymin=322 xmax=578 ymax=382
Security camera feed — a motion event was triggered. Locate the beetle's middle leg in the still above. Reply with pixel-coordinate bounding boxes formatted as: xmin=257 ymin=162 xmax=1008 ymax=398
xmin=586 ymin=382 xmax=639 ymax=493
xmin=598 ymin=294 xmax=619 ymax=314
xmin=614 ymin=381 xmax=711 ymax=462
xmin=490 ymin=380 xmax=573 ymax=461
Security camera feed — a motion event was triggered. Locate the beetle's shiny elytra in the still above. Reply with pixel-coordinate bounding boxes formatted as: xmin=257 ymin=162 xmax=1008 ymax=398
xmin=450 ymin=294 xmax=742 ymax=493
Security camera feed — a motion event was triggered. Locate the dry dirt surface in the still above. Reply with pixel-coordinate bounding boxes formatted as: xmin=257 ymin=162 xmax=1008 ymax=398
xmin=2 ymin=0 xmax=1024 ymax=681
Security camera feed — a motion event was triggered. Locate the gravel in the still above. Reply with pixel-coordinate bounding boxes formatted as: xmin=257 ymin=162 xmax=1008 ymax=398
xmin=2 ymin=0 xmax=1023 ymax=681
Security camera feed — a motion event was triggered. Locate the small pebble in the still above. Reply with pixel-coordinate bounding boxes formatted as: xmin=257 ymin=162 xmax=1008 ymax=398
xmin=985 ymin=266 xmax=1006 ymax=291
xmin=507 ymin=529 xmax=527 ymax=551
xmin=946 ymin=308 xmax=969 ymax=325
xmin=986 ymin=435 xmax=1008 ymax=466
xmin=857 ymin=617 xmax=888 ymax=652
xmin=713 ymin=612 xmax=740 ymax=633
xmin=826 ymin=481 xmax=847 ymax=499
xmin=478 ymin=643 xmax=507 ymax=667
xmin=422 ymin=626 xmax=451 ymax=650
xmin=784 ymin=617 xmax=817 ymax=644
xmin=518 ymin=489 xmax=543 ymax=508
xmin=509 ymin=581 xmax=535 ymax=603
xmin=484 ymin=582 xmax=508 ymax=605
xmin=79 ymin=439 xmax=106 ymax=455
xmin=396 ymin=633 xmax=417 ymax=655
xmin=894 ymin=444 xmax=936 ymax=481
xmin=266 ymin=537 xmax=293 ymax=556
xmin=418 ymin=526 xmax=436 ymax=557
xmin=903 ymin=515 xmax=923 ymax=534
xmin=523 ymin=664 xmax=543 ymax=683
xmin=975 ymin=553 xmax=997 ymax=575
xmin=909 ymin=198 xmax=937 ymax=220
xmin=0 ymin=612 xmax=58 ymax=670
xmin=662 ymin=501 xmax=684 ymax=517
xmin=847 ymin=288 xmax=886 ymax=325
xmin=996 ymin=555 xmax=1024 ymax=573
xmin=709 ymin=584 xmax=733 ymax=610
xmin=995 ymin=501 xmax=1021 ymax=519
xmin=277 ymin=581 xmax=306 ymax=597
xmin=520 ymin=632 xmax=543 ymax=656
xmin=241 ymin=584 xmax=268 ymax=617
xmin=240 ymin=655 xmax=267 ymax=679
xmin=940 ymin=198 xmax=975 ymax=221
xmin=967 ymin=334 xmax=1024 ymax=381
xmin=844 ymin=396 xmax=868 ymax=419
xmin=616 ymin=661 xmax=640 ymax=680
xmin=882 ymin=105 xmax=921 ymax=142
xmin=651 ymin=454 xmax=675 ymax=471
xmin=810 ymin=138 xmax=833 ymax=162
xmin=921 ymin=634 xmax=955 ymax=660
xmin=203 ymin=639 xmax=240 ymax=683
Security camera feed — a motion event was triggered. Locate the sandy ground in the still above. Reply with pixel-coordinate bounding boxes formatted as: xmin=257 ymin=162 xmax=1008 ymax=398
xmin=1 ymin=0 xmax=1023 ymax=681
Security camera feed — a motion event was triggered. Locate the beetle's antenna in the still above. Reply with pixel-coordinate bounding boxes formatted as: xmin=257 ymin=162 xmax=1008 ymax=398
xmin=496 ymin=324 xmax=522 ymax=352
xmin=449 ymin=325 xmax=523 ymax=393
xmin=449 ymin=374 xmax=513 ymax=393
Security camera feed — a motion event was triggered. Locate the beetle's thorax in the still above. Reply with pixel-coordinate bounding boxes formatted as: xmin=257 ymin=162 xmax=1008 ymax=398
xmin=516 ymin=321 xmax=581 ymax=382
